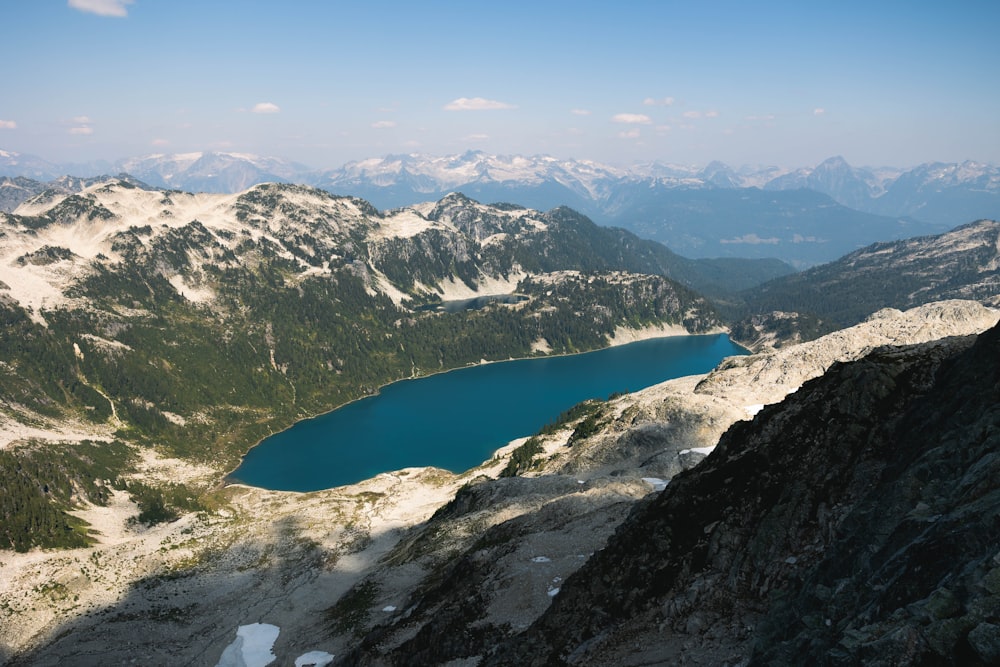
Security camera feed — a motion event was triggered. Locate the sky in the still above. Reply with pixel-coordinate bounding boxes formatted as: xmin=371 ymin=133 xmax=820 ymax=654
xmin=1 ymin=0 xmax=998 ymax=170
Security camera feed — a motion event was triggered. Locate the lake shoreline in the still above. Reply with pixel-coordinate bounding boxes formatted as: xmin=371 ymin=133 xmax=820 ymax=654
xmin=223 ymin=322 xmax=738 ymax=492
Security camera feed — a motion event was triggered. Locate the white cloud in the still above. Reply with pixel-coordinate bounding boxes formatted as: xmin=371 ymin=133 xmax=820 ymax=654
xmin=72 ymin=115 xmax=92 ymax=124
xmin=618 ymin=128 xmax=641 ymax=139
xmin=643 ymin=97 xmax=675 ymax=107
xmin=682 ymin=110 xmax=702 ymax=119
xmin=813 ymin=107 xmax=826 ymax=115
xmin=443 ymin=97 xmax=516 ymax=111
xmin=720 ymin=233 xmax=780 ymax=245
xmin=151 ymin=138 xmax=169 ymax=146
xmin=570 ymin=108 xmax=591 ymax=116
xmin=0 ymin=120 xmax=16 ymax=129
xmin=69 ymin=126 xmax=94 ymax=135
xmin=464 ymin=133 xmax=490 ymax=141
xmin=68 ymin=0 xmax=133 ymax=17
xmin=792 ymin=233 xmax=827 ymax=243
xmin=612 ymin=113 xmax=652 ymax=124
xmin=371 ymin=120 xmax=397 ymax=129
xmin=746 ymin=114 xmax=776 ymax=121
xmin=705 ymin=110 xmax=720 ymax=118
xmin=251 ymin=102 xmax=281 ymax=114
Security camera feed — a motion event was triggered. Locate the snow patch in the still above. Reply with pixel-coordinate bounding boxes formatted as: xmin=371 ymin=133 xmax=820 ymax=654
xmin=215 ymin=623 xmax=279 ymax=667
xmin=371 ymin=270 xmax=411 ymax=306
xmin=295 ymin=651 xmax=335 ymax=667
xmin=744 ymin=404 xmax=764 ymax=417
xmin=641 ymin=477 xmax=669 ymax=492
xmin=168 ymin=274 xmax=215 ymax=303
xmin=434 ymin=270 xmax=525 ymax=301
xmin=531 ymin=556 xmax=551 ymax=563
xmin=678 ymin=446 xmax=716 ymax=456
xmin=372 ymin=209 xmax=431 ymax=239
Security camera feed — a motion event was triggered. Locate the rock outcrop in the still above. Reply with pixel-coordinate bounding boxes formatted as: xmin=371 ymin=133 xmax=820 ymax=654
xmin=483 ymin=324 xmax=1000 ymax=666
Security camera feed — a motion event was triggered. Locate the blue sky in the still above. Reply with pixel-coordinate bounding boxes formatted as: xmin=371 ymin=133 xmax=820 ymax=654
xmin=2 ymin=0 xmax=998 ymax=169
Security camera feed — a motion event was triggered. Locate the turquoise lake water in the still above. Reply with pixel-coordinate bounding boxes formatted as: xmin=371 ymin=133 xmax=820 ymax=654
xmin=228 ymin=333 xmax=746 ymax=492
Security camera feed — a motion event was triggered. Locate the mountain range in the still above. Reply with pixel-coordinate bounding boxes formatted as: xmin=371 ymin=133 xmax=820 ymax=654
xmin=2 ymin=171 xmax=1000 ymax=664
xmin=3 ymin=149 xmax=998 ymax=267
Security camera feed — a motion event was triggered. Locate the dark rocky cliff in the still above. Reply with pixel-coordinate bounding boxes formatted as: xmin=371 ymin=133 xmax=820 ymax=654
xmin=472 ymin=324 xmax=1000 ymax=665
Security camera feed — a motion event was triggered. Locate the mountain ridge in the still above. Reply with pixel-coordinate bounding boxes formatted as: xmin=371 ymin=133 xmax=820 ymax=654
xmin=480 ymin=319 xmax=1000 ymax=666
xmin=6 ymin=149 xmax=997 ymax=267
xmin=735 ymin=217 xmax=1000 ymax=339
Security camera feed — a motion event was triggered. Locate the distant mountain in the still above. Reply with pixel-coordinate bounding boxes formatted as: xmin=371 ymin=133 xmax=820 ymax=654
xmin=599 ymin=181 xmax=931 ymax=267
xmin=115 ymin=151 xmax=313 ymax=193
xmin=2 ymin=149 xmax=998 ymax=266
xmin=0 ymin=149 xmax=62 ymax=180
xmin=868 ymin=160 xmax=1000 ymax=224
xmin=315 ymin=151 xmax=622 ymax=216
xmin=764 ymin=155 xmax=886 ymax=210
xmin=0 ymin=176 xmax=48 ymax=212
xmin=314 ymin=153 xmax=998 ymax=266
xmin=737 ymin=218 xmax=1000 ymax=333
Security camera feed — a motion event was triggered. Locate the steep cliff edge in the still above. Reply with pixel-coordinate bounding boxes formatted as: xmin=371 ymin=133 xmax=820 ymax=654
xmin=484 ymin=324 xmax=1000 ymax=666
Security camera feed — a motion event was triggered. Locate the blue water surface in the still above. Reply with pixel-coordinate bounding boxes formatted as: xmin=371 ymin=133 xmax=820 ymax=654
xmin=229 ymin=334 xmax=745 ymax=491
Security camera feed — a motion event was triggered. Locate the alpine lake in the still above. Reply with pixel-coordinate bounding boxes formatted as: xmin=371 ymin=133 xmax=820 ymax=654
xmin=228 ymin=333 xmax=747 ymax=492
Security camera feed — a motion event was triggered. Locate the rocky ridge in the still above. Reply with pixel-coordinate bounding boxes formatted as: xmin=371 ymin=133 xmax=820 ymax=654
xmin=483 ymin=318 xmax=1000 ymax=666
xmin=735 ymin=218 xmax=1000 ymax=342
xmin=330 ymin=300 xmax=997 ymax=666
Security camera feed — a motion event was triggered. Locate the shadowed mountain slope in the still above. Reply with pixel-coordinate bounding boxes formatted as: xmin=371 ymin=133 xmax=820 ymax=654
xmin=481 ymin=323 xmax=1000 ymax=666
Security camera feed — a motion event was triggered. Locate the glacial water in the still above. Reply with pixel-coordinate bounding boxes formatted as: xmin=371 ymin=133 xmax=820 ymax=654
xmin=228 ymin=333 xmax=746 ymax=492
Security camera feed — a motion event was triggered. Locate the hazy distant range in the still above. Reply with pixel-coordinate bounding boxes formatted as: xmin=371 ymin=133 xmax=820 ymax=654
xmin=2 ymin=149 xmax=998 ymax=267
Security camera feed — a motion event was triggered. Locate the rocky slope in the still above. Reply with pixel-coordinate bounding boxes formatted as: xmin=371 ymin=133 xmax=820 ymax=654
xmin=325 ymin=300 xmax=998 ymax=666
xmin=482 ymin=319 xmax=1000 ymax=666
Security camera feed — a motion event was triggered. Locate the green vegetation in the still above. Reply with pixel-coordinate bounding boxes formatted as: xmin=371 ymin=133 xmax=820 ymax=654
xmin=499 ymin=398 xmax=610 ymax=477
xmin=539 ymin=399 xmax=605 ymax=435
xmin=0 ymin=440 xmax=134 ymax=552
xmin=567 ymin=409 xmax=606 ymax=445
xmin=498 ymin=437 xmax=545 ymax=478
xmin=122 ymin=481 xmax=205 ymax=527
